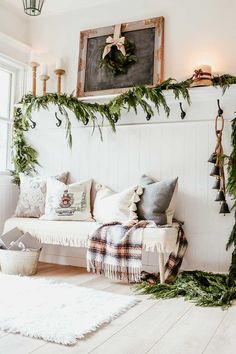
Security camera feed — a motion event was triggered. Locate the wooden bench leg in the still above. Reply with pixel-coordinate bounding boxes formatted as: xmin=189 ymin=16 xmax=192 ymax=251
xmin=159 ymin=252 xmax=165 ymax=284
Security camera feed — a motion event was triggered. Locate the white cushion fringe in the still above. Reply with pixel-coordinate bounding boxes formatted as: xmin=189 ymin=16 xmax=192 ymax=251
xmin=0 ymin=274 xmax=138 ymax=345
xmin=88 ymin=263 xmax=142 ymax=283
xmin=4 ymin=218 xmax=179 ymax=253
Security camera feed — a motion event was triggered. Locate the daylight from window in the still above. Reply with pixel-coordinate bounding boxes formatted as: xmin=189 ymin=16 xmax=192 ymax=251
xmin=0 ymin=68 xmax=12 ymax=171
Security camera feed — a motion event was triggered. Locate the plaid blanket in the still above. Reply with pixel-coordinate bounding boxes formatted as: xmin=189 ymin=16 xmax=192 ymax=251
xmin=164 ymin=222 xmax=188 ymax=282
xmin=87 ymin=220 xmax=147 ymax=282
xmin=87 ymin=220 xmax=187 ymax=283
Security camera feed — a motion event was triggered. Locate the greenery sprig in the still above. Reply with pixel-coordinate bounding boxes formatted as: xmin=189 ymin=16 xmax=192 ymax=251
xmin=212 ymin=74 xmax=236 ymax=93
xmin=134 ymin=271 xmax=236 ymax=308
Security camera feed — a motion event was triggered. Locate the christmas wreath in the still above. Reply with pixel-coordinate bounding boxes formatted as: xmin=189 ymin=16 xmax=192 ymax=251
xmin=99 ymin=24 xmax=137 ymax=75
xmin=100 ymin=38 xmax=137 ymax=75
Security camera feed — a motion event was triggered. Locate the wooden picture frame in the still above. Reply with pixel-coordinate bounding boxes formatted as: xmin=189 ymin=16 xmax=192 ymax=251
xmin=77 ymin=17 xmax=164 ymax=97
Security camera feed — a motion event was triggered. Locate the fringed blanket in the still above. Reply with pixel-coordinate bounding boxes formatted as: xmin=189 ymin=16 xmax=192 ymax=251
xmin=87 ymin=220 xmax=147 ymax=282
xmin=164 ymin=222 xmax=188 ymax=282
xmin=87 ymin=220 xmax=187 ymax=283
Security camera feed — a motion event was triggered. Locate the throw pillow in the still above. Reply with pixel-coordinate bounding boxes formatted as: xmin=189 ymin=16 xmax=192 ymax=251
xmin=137 ymin=175 xmax=178 ymax=225
xmin=40 ymin=178 xmax=92 ymax=221
xmin=93 ymin=184 xmax=143 ymax=223
xmin=14 ymin=172 xmax=69 ymax=218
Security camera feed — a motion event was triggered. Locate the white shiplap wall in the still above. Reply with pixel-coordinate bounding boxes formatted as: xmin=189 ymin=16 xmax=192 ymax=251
xmin=24 ymin=86 xmax=235 ymax=272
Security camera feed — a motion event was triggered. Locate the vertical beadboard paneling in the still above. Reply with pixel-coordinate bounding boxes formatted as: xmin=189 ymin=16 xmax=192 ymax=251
xmin=23 ymin=98 xmax=234 ymax=272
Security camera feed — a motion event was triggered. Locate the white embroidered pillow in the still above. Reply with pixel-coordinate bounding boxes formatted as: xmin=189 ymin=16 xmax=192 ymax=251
xmin=40 ymin=178 xmax=92 ymax=221
xmin=14 ymin=172 xmax=69 ymax=218
xmin=93 ymin=184 xmax=143 ymax=223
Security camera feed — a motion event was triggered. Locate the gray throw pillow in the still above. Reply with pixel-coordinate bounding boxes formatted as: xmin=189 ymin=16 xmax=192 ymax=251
xmin=137 ymin=175 xmax=178 ymax=225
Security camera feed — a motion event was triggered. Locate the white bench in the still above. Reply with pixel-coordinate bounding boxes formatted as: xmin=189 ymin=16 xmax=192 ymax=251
xmin=4 ymin=217 xmax=179 ymax=283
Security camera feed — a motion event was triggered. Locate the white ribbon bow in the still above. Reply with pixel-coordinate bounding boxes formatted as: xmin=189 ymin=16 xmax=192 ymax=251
xmin=102 ymin=24 xmax=126 ymax=59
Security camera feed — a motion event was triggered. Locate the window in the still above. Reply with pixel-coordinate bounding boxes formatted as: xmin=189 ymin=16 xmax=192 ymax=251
xmin=0 ymin=68 xmax=12 ymax=170
xmin=0 ymin=57 xmax=26 ymax=171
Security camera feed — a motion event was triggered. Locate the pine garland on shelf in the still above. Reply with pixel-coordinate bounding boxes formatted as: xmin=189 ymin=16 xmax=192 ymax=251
xmin=212 ymin=74 xmax=236 ymax=93
xmin=13 ymin=75 xmax=236 ymax=182
xmin=13 ymin=78 xmax=192 ymax=176
xmin=11 ymin=74 xmax=236 ymax=303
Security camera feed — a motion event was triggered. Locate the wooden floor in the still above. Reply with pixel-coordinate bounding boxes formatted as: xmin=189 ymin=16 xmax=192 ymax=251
xmin=0 ymin=263 xmax=235 ymax=354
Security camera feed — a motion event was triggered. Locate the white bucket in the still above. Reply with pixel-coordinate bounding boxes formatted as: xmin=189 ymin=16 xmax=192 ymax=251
xmin=0 ymin=248 xmax=41 ymax=276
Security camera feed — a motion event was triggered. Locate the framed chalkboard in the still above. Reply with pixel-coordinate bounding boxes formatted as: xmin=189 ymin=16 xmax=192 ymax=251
xmin=77 ymin=17 xmax=164 ymax=97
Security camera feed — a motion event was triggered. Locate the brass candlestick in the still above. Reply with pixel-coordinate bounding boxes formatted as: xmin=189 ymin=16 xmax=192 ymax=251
xmin=30 ymin=62 xmax=39 ymax=96
xmin=54 ymin=69 xmax=65 ymax=95
xmin=40 ymin=75 xmax=50 ymax=96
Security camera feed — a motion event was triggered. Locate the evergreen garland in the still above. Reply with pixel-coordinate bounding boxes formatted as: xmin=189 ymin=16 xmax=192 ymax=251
xmin=134 ymin=271 xmax=236 ymax=308
xmin=226 ymin=117 xmax=236 ymax=281
xmin=14 ymin=74 xmax=236 ymax=182
xmin=11 ymin=107 xmax=38 ymax=185
xmin=11 ymin=75 xmax=236 ymax=301
xmin=212 ymin=74 xmax=236 ymax=93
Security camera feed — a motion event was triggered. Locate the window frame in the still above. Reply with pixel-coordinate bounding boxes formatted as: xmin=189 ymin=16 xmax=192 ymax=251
xmin=0 ymin=54 xmax=27 ymax=171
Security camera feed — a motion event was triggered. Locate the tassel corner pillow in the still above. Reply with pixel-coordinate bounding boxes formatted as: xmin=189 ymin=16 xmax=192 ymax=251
xmin=93 ymin=184 xmax=143 ymax=223
xmin=137 ymin=175 xmax=178 ymax=225
xmin=40 ymin=177 xmax=93 ymax=221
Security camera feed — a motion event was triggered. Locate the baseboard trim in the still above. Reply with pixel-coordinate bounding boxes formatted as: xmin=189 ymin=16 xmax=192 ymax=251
xmin=40 ymin=253 xmax=87 ymax=268
xmin=40 ymin=252 xmax=161 ymax=273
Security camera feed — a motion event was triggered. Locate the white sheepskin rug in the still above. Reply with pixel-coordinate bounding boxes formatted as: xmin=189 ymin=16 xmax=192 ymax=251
xmin=0 ymin=274 xmax=138 ymax=345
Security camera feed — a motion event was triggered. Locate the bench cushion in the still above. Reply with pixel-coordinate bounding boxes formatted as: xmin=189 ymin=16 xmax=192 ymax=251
xmin=4 ymin=218 xmax=179 ymax=253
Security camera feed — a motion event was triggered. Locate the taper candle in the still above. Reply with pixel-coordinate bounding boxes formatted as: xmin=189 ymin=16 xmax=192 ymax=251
xmin=54 ymin=69 xmax=65 ymax=95
xmin=30 ymin=50 xmax=37 ymax=63
xmin=55 ymin=58 xmax=63 ymax=70
xmin=40 ymin=63 xmax=48 ymax=76
xmin=30 ymin=51 xmax=39 ymax=96
xmin=40 ymin=74 xmax=50 ymax=96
